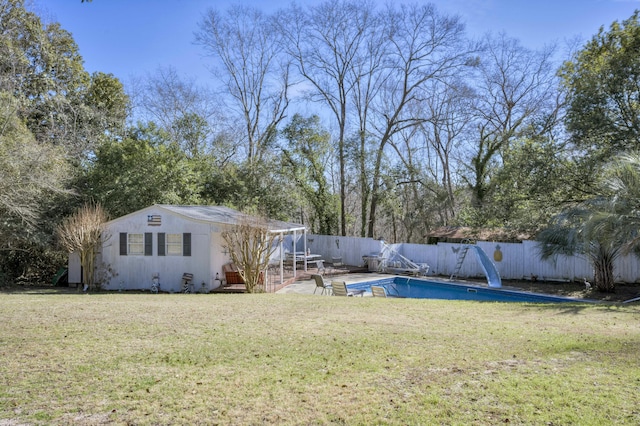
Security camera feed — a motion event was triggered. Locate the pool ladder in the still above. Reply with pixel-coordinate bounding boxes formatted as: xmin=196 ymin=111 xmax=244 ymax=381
xmin=450 ymin=243 xmax=470 ymax=280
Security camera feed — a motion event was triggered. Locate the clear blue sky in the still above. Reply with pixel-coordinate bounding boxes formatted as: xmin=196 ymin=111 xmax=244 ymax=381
xmin=37 ymin=0 xmax=640 ymax=87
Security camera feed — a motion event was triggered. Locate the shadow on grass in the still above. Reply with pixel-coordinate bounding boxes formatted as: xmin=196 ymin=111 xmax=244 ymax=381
xmin=518 ymin=299 xmax=640 ymax=316
xmin=0 ymin=285 xmax=153 ymax=296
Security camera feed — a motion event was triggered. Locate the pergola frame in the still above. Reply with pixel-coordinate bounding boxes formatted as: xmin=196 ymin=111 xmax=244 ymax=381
xmin=268 ymin=227 xmax=309 ymax=287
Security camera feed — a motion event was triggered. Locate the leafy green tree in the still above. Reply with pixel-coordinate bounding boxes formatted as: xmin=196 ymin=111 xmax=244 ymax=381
xmin=1 ymin=1 xmax=86 ymax=151
xmin=0 ymin=91 xmax=70 ymax=284
xmin=0 ymin=92 xmax=70 ymax=233
xmin=0 ymin=1 xmax=133 ymax=284
xmin=596 ymin=152 xmax=640 ymax=257
xmin=84 ymin=123 xmax=204 ymax=218
xmin=86 ymin=72 xmax=129 ymax=139
xmin=171 ymin=112 xmax=210 ymax=157
xmin=1 ymin=0 xmax=129 ymax=159
xmin=538 ymin=203 xmax=620 ymax=293
xmin=281 ymin=114 xmax=339 ymax=235
xmin=560 ymin=11 xmax=640 ymax=158
xmin=473 ymin=135 xmax=577 ymax=232
xmin=537 ymin=152 xmax=640 ymax=292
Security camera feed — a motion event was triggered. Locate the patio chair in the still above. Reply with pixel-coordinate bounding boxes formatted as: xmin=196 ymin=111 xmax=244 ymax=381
xmin=328 ymin=256 xmax=348 ymax=276
xmin=312 ymin=274 xmax=332 ymax=295
xmin=223 ymin=263 xmax=244 ymax=285
xmin=331 ymin=280 xmax=364 ymax=297
xmin=370 ymin=285 xmax=387 ymax=298
xmin=315 ymin=259 xmax=327 ymax=276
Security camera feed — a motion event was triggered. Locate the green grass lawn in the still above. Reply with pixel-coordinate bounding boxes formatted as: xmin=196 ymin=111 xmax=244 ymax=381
xmin=0 ymin=291 xmax=638 ymax=425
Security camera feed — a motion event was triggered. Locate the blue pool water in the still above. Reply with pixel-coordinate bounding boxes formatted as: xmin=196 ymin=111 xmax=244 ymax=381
xmin=347 ymin=276 xmax=594 ymax=303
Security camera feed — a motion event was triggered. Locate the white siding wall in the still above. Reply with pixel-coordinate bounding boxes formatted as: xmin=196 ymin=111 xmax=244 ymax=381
xmin=209 ymin=229 xmax=232 ymax=290
xmin=308 ymin=235 xmax=640 ymax=283
xmin=101 ymin=209 xmax=213 ymax=292
xmin=67 ymin=252 xmax=82 ymax=284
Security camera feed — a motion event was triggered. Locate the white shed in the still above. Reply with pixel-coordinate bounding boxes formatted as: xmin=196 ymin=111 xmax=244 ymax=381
xmin=88 ymin=205 xmax=307 ymax=292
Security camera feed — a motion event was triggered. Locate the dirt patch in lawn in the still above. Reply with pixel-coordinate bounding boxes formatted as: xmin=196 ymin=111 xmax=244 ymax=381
xmin=474 ymin=278 xmax=640 ymax=303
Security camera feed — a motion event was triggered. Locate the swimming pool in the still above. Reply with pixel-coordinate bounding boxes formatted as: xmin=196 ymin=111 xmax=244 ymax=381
xmin=347 ymin=276 xmax=594 ymax=303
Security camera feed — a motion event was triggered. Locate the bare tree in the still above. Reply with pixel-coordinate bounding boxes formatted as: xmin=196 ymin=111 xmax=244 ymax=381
xmin=221 ymin=216 xmax=278 ymax=293
xmin=417 ymin=79 xmax=476 ymax=223
xmin=133 ymin=66 xmax=221 ymax=157
xmin=56 ymin=203 xmax=109 ymax=291
xmin=279 ymin=0 xmax=377 ymax=236
xmin=349 ymin=8 xmax=387 ymax=237
xmin=464 ymin=33 xmax=560 ymax=209
xmin=196 ymin=5 xmax=290 ymax=164
xmin=366 ymin=3 xmax=471 ymax=238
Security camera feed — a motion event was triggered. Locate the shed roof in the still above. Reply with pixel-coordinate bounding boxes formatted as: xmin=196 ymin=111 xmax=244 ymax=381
xmin=156 ymin=205 xmax=306 ymax=233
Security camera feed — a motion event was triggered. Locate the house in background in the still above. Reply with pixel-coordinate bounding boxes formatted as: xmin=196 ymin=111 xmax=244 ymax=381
xmin=72 ymin=205 xmax=307 ymax=292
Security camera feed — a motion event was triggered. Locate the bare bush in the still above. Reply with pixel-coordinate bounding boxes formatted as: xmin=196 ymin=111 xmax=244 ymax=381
xmin=56 ymin=203 xmax=110 ymax=291
xmin=222 ymin=217 xmax=277 ymax=293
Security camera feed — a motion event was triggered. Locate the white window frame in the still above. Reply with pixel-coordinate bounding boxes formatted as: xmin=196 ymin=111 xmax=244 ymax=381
xmin=128 ymin=233 xmax=144 ymax=255
xmin=166 ymin=233 xmax=183 ymax=256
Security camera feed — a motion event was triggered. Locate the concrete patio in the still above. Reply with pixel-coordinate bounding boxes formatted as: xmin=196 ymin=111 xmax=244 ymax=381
xmin=276 ymin=272 xmax=389 ymax=295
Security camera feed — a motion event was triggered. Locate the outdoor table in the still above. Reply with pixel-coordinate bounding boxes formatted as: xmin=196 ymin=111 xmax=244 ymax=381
xmin=286 ymin=253 xmax=322 ymax=271
xmin=286 ymin=253 xmax=321 ymax=261
xmin=298 ymin=254 xmax=322 ymax=261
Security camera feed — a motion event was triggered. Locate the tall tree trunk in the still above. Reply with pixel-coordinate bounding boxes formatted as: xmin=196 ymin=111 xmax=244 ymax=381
xmin=358 ymin=131 xmax=370 ymax=238
xmin=367 ymin=136 xmax=388 ymax=238
xmin=339 ymin=103 xmax=347 ymax=236
xmin=592 ymin=247 xmax=616 ymax=292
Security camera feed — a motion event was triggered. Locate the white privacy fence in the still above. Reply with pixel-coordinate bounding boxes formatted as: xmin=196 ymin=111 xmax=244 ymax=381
xmin=291 ymin=234 xmax=640 ymax=283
